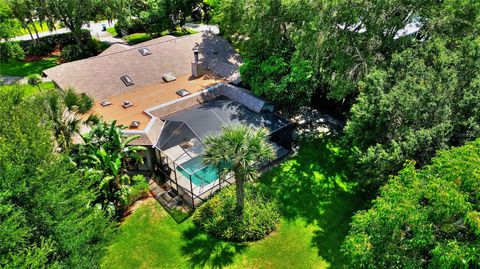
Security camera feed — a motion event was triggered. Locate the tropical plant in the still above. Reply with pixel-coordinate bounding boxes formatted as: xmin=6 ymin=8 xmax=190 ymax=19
xmin=27 ymin=74 xmax=42 ymax=90
xmin=203 ymin=125 xmax=275 ymax=213
xmin=41 ymin=88 xmax=94 ymax=151
xmin=74 ymin=120 xmax=146 ymax=214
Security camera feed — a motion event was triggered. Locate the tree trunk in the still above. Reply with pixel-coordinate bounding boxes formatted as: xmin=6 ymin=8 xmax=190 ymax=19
xmin=235 ymin=175 xmax=245 ymax=214
xmin=26 ymin=26 xmax=36 ymax=45
xmin=29 ymin=18 xmax=41 ymax=41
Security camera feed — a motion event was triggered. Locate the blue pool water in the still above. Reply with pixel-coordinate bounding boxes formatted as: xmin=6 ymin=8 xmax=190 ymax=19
xmin=177 ymin=156 xmax=219 ymax=187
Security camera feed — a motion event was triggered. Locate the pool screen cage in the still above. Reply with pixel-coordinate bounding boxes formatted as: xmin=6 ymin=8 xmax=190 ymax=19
xmin=154 ymin=97 xmax=293 ymax=208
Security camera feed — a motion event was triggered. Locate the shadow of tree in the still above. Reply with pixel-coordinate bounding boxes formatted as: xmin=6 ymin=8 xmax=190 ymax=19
xmin=180 ymin=225 xmax=247 ymax=269
xmin=259 ymin=135 xmax=366 ymax=268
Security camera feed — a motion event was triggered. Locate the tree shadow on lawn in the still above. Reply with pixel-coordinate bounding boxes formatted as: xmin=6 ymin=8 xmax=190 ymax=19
xmin=180 ymin=225 xmax=247 ymax=269
xmin=259 ymin=135 xmax=366 ymax=268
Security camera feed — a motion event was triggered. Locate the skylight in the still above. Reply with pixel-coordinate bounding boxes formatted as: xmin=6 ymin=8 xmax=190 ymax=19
xmin=121 ymin=75 xmax=134 ymax=86
xmin=138 ymin=47 xmax=151 ymax=56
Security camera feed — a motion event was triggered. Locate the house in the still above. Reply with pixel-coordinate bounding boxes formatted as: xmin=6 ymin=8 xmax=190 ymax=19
xmin=43 ymin=32 xmax=293 ymax=207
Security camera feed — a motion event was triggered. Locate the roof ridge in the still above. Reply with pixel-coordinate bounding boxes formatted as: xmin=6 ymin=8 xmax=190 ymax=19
xmin=91 ymin=33 xmax=203 ymax=60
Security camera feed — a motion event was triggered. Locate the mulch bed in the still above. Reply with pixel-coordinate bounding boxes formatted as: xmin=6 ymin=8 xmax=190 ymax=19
xmin=24 ymin=48 xmax=61 ymax=62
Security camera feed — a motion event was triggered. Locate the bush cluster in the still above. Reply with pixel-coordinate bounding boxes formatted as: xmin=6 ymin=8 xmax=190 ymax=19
xmin=193 ymin=184 xmax=280 ymax=242
xmin=114 ymin=19 xmax=147 ymax=37
xmin=61 ymin=39 xmax=109 ymax=62
xmin=125 ymin=174 xmax=150 ymax=207
xmin=20 ymin=30 xmax=92 ymax=56
xmin=0 ymin=42 xmax=25 ymax=62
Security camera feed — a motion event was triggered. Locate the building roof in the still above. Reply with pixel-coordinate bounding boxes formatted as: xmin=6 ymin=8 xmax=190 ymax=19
xmin=155 ymin=97 xmax=289 ymax=152
xmin=43 ymin=32 xmax=241 ymax=100
xmin=45 ymin=32 xmax=249 ymax=146
xmin=88 ymin=73 xmax=222 ymax=130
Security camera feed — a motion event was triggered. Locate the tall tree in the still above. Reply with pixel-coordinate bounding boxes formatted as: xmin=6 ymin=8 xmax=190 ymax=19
xmin=343 ymin=138 xmax=480 ymax=268
xmin=0 ymin=87 xmax=112 ymax=268
xmin=0 ymin=0 xmax=20 ymax=40
xmin=45 ymin=0 xmax=99 ymax=46
xmin=343 ymin=37 xmax=480 ymax=188
xmin=203 ymin=125 xmax=275 ymax=213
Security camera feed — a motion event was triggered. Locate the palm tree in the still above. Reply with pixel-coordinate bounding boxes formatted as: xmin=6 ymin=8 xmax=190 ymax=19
xmin=43 ymin=88 xmax=94 ymax=151
xmin=203 ymin=125 xmax=276 ymax=213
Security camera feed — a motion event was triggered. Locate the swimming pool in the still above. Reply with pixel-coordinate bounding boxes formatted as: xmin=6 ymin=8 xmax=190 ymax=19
xmin=177 ymin=156 xmax=219 ymax=187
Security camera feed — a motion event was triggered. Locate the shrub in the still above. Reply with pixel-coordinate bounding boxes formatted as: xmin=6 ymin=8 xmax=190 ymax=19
xmin=193 ymin=184 xmax=280 ymax=242
xmin=114 ymin=18 xmax=147 ymax=37
xmin=125 ymin=174 xmax=150 ymax=207
xmin=61 ymin=44 xmax=83 ymax=62
xmin=125 ymin=33 xmax=152 ymax=45
xmin=61 ymin=39 xmax=109 ymax=62
xmin=20 ymin=30 xmax=92 ymax=57
xmin=0 ymin=42 xmax=25 ymax=62
xmin=27 ymin=74 xmax=42 ymax=87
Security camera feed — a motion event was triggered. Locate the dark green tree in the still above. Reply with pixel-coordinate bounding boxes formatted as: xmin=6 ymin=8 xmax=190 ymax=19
xmin=344 ymin=37 xmax=480 ymax=187
xmin=0 ymin=87 xmax=112 ymax=268
xmin=343 ymin=138 xmax=480 ymax=268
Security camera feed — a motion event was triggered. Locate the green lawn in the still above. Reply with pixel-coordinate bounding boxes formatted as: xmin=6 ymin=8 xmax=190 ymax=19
xmin=106 ymin=27 xmax=118 ymax=36
xmin=0 ymin=56 xmax=60 ymax=77
xmin=124 ymin=28 xmax=199 ymax=45
xmin=124 ymin=33 xmax=153 ymax=45
xmin=102 ymin=136 xmax=365 ymax=268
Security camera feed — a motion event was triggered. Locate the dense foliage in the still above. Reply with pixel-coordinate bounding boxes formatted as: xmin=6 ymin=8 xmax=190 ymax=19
xmin=0 ymin=88 xmax=112 ymax=268
xmin=344 ymin=36 xmax=480 ymax=187
xmin=343 ymin=139 xmax=480 ymax=268
xmin=114 ymin=0 xmax=202 ymax=36
xmin=203 ymin=125 xmax=275 ymax=212
xmin=211 ymin=0 xmax=479 ymax=109
xmin=39 ymin=88 xmax=95 ymax=152
xmin=193 ymin=184 xmax=280 ymax=242
xmin=72 ymin=120 xmax=147 ymax=216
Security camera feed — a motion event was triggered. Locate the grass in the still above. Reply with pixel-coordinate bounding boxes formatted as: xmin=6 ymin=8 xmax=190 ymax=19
xmin=0 ymin=82 xmax=55 ymax=96
xmin=0 ymin=56 xmax=60 ymax=77
xmin=124 ymin=33 xmax=152 ymax=45
xmin=123 ymin=28 xmax=199 ymax=45
xmin=106 ymin=27 xmax=117 ymax=36
xmin=102 ymin=136 xmax=365 ymax=268
xmin=18 ymin=21 xmax=52 ymax=36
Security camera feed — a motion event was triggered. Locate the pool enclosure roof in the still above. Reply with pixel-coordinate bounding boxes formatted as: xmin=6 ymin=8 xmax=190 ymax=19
xmin=155 ymin=97 xmax=289 ymax=153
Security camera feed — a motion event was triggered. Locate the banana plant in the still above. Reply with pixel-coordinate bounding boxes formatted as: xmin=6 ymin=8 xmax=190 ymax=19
xmin=74 ymin=120 xmax=146 ymax=213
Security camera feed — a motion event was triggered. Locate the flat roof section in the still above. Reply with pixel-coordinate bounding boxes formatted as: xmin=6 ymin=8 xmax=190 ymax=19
xmin=89 ymin=73 xmax=223 ymax=130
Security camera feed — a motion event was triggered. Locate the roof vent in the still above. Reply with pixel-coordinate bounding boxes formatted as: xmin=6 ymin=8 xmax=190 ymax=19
xmin=162 ymin=72 xmax=176 ymax=82
xmin=130 ymin=121 xmax=140 ymax=128
xmin=176 ymin=89 xmax=191 ymax=97
xmin=138 ymin=47 xmax=151 ymax=56
xmin=100 ymin=99 xmax=112 ymax=107
xmin=122 ymin=100 xmax=133 ymax=108
xmin=121 ymin=75 xmax=134 ymax=86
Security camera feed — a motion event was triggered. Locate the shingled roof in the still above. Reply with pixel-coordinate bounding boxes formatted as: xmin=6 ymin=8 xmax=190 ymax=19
xmin=43 ymin=33 xmax=242 ymax=100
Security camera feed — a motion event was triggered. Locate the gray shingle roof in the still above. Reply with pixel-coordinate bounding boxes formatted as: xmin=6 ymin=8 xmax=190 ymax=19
xmin=43 ymin=33 xmax=241 ymax=100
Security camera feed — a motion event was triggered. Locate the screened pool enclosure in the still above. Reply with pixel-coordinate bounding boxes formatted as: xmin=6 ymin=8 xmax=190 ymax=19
xmin=154 ymin=96 xmax=293 ymax=207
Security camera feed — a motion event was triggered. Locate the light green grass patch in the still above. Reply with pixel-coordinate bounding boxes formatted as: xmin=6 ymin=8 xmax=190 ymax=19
xmin=106 ymin=27 xmax=118 ymax=36
xmin=125 ymin=33 xmax=152 ymax=45
xmin=0 ymin=56 xmax=60 ymax=77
